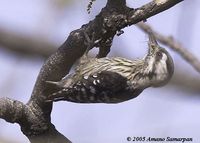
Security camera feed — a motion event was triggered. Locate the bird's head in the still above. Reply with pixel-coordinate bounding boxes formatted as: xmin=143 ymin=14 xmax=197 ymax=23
xmin=144 ymin=33 xmax=174 ymax=87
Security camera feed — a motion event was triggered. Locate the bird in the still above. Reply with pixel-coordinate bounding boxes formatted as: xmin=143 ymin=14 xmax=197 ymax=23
xmin=46 ymin=32 xmax=174 ymax=103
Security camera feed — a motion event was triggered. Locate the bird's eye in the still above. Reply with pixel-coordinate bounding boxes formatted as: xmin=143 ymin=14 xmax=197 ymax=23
xmin=156 ymin=52 xmax=162 ymax=57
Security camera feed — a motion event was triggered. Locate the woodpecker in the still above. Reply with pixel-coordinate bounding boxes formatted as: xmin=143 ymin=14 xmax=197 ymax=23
xmin=46 ymin=32 xmax=174 ymax=103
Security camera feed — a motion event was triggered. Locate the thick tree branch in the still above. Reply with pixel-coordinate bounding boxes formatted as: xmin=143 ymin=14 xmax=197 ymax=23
xmin=127 ymin=0 xmax=183 ymax=25
xmin=0 ymin=97 xmax=24 ymax=123
xmin=137 ymin=22 xmax=200 ymax=73
xmin=0 ymin=0 xmax=183 ymax=142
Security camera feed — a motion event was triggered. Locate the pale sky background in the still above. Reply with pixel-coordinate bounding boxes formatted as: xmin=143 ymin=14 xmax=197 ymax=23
xmin=0 ymin=0 xmax=200 ymax=143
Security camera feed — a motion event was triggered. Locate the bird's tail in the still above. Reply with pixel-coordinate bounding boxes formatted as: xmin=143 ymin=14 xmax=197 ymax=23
xmin=46 ymin=81 xmax=60 ymax=86
xmin=46 ymin=88 xmax=70 ymax=102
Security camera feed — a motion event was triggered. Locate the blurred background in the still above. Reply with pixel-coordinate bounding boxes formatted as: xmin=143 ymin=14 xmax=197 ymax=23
xmin=0 ymin=0 xmax=200 ymax=143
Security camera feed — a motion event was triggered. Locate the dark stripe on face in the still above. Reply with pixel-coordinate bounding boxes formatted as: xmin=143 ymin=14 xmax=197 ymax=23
xmin=155 ymin=51 xmax=163 ymax=61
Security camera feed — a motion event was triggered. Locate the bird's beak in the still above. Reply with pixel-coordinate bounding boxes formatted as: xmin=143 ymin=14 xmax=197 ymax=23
xmin=148 ymin=32 xmax=159 ymax=54
xmin=148 ymin=32 xmax=158 ymax=46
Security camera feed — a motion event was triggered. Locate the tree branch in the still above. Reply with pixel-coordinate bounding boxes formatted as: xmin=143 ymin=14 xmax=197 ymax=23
xmin=0 ymin=28 xmax=56 ymax=58
xmin=137 ymin=22 xmax=200 ymax=73
xmin=127 ymin=0 xmax=183 ymax=26
xmin=0 ymin=0 xmax=184 ymax=142
xmin=0 ymin=97 xmax=24 ymax=123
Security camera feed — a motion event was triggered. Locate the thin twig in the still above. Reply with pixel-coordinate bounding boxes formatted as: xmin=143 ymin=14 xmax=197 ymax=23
xmin=137 ymin=22 xmax=200 ymax=73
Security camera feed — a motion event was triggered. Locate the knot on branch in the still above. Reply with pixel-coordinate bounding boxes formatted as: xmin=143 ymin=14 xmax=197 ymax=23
xmin=0 ymin=97 xmax=24 ymax=123
xmin=103 ymin=14 xmax=128 ymax=31
xmin=20 ymin=104 xmax=50 ymax=136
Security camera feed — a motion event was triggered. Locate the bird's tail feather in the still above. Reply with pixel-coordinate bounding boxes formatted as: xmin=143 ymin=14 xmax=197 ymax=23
xmin=46 ymin=88 xmax=69 ymax=102
xmin=46 ymin=81 xmax=60 ymax=86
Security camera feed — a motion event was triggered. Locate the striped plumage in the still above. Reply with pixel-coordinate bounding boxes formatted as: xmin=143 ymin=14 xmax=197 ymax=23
xmin=76 ymin=57 xmax=144 ymax=83
xmin=46 ymin=33 xmax=174 ymax=103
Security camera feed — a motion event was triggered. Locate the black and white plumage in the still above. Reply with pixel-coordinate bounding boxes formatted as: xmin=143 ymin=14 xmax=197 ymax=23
xmin=46 ymin=33 xmax=174 ymax=103
xmin=47 ymin=71 xmax=143 ymax=103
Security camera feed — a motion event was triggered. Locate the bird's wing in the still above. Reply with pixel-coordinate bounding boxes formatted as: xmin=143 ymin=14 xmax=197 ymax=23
xmin=84 ymin=71 xmax=128 ymax=91
xmin=46 ymin=71 xmax=142 ymax=103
